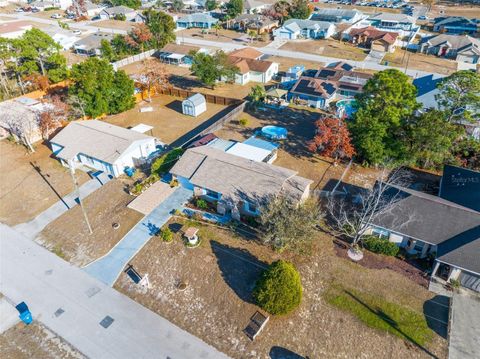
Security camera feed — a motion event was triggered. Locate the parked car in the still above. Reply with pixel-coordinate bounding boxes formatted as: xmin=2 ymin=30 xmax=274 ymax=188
xmin=51 ymin=13 xmax=62 ymax=19
xmin=31 ymin=7 xmax=40 ymax=13
xmin=15 ymin=7 xmax=24 ymax=12
xmin=72 ymin=29 xmax=82 ymax=35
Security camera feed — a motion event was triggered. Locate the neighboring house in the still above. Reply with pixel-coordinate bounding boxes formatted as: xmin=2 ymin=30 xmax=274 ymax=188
xmin=232 ymin=14 xmax=278 ymax=34
xmin=134 ymin=13 xmax=146 ymax=23
xmin=243 ymin=0 xmax=275 ymax=14
xmin=204 ymin=135 xmax=279 ymax=163
xmin=349 ymin=26 xmax=398 ymax=53
xmin=99 ymin=6 xmax=137 ymax=21
xmin=73 ymin=32 xmax=115 ymax=56
xmin=31 ymin=0 xmax=72 ymax=9
xmin=43 ymin=26 xmax=80 ymax=50
xmin=170 ymin=145 xmax=312 ymax=220
xmin=364 ymin=176 xmax=480 ymax=294
xmin=418 ymin=34 xmax=480 ymax=64
xmin=227 ymin=47 xmax=279 ymax=85
xmin=433 ymin=16 xmax=478 ymax=35
xmin=182 ymin=93 xmax=206 ymax=117
xmin=84 ymin=0 xmax=106 ymax=17
xmin=274 ymin=18 xmax=336 ymax=40
xmin=50 ymin=120 xmax=158 ymax=178
xmin=0 ymin=21 xmax=32 ymax=39
xmin=367 ymin=12 xmax=417 ymax=37
xmin=157 ymin=43 xmax=206 ymax=66
xmin=288 ymin=62 xmax=372 ymax=109
xmin=176 ymin=13 xmax=218 ymax=29
xmin=439 ymin=165 xmax=480 ymax=212
xmin=0 ymin=97 xmax=45 ymax=145
xmin=310 ymin=8 xmax=363 ymax=24
xmin=29 ymin=1 xmax=55 ymax=10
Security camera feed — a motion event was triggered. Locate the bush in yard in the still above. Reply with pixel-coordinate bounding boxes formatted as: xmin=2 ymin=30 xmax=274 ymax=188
xmin=253 ymin=260 xmax=302 ymax=315
xmin=195 ymin=198 xmax=208 ymax=210
xmin=161 ymin=228 xmax=173 ymax=242
xmin=151 ymin=148 xmax=184 ymax=175
xmin=238 ymin=118 xmax=248 ymax=127
xmin=363 ymin=235 xmax=399 ymax=256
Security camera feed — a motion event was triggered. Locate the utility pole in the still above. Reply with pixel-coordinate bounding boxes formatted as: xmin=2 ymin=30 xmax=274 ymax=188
xmin=68 ymin=160 xmax=93 ymax=234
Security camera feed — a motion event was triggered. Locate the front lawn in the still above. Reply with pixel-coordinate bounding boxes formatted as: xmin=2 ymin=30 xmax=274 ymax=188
xmin=325 ymin=284 xmax=434 ymax=347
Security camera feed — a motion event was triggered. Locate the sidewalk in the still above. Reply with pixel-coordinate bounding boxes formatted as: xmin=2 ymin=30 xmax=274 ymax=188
xmin=83 ymin=187 xmax=192 ymax=286
xmin=14 ymin=174 xmax=110 ymax=238
xmin=0 ymin=224 xmax=229 ymax=359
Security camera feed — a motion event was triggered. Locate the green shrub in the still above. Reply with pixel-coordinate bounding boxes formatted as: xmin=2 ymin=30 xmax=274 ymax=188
xmin=363 ymin=235 xmax=399 ymax=256
xmin=196 ymin=198 xmax=208 ymax=210
xmin=44 ymin=6 xmax=60 ymax=11
xmin=450 ymin=278 xmax=461 ymax=289
xmin=253 ymin=260 xmax=302 ymax=315
xmin=114 ymin=13 xmax=127 ymax=21
xmin=238 ymin=118 xmax=248 ymax=126
xmin=161 ymin=228 xmax=173 ymax=242
xmin=151 ymin=148 xmax=184 ymax=176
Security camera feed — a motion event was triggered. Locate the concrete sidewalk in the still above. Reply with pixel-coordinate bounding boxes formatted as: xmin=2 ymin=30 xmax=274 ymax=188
xmin=84 ymin=186 xmax=192 ymax=286
xmin=14 ymin=174 xmax=110 ymax=238
xmin=449 ymin=293 xmax=480 ymax=359
xmin=0 ymin=224 xmax=229 ymax=359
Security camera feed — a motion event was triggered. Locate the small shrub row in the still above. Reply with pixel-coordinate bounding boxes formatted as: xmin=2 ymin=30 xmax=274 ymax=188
xmin=195 ymin=198 xmax=208 ymax=210
xmin=362 ymin=235 xmax=399 ymax=257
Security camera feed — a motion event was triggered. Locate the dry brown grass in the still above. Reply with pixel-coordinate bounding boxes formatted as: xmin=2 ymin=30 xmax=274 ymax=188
xmin=38 ymin=179 xmax=143 ymax=267
xmin=94 ymin=19 xmax=134 ymax=31
xmin=281 ymin=39 xmax=368 ymax=61
xmin=178 ymin=28 xmax=272 ymax=47
xmin=0 ymin=141 xmax=90 ymax=226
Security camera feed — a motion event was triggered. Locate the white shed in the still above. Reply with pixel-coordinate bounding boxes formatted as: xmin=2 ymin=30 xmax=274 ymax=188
xmin=182 ymin=93 xmax=207 ymax=117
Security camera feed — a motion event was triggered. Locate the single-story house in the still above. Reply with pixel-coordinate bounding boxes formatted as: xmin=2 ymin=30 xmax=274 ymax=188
xmin=367 ymin=12 xmax=417 ymax=37
xmin=310 ymin=8 xmax=363 ymax=24
xmin=83 ymin=0 xmax=106 ymax=17
xmin=182 ymin=93 xmax=206 ymax=117
xmin=157 ymin=43 xmax=205 ymax=66
xmin=433 ymin=16 xmax=478 ymax=35
xmin=364 ymin=181 xmax=480 ymax=293
xmin=134 ymin=13 xmax=147 ymax=23
xmin=418 ymin=34 xmax=480 ymax=64
xmin=73 ymin=32 xmax=115 ymax=56
xmin=170 ymin=145 xmax=312 ymax=220
xmin=0 ymin=21 xmax=32 ymax=39
xmin=99 ymin=6 xmax=137 ymax=21
xmin=274 ymin=18 xmax=336 ymax=40
xmin=176 ymin=13 xmax=218 ymax=29
xmin=348 ymin=26 xmax=398 ymax=53
xmin=288 ymin=62 xmax=372 ymax=109
xmin=243 ymin=0 xmax=276 ymax=14
xmin=31 ymin=0 xmax=72 ymax=10
xmin=43 ymin=26 xmax=81 ymax=50
xmin=50 ymin=120 xmax=158 ymax=178
xmin=227 ymin=47 xmax=278 ymax=85
xmin=232 ymin=14 xmax=278 ymax=34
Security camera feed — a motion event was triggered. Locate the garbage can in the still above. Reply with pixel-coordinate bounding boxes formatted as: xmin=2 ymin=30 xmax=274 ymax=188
xmin=15 ymin=302 xmax=32 ymax=325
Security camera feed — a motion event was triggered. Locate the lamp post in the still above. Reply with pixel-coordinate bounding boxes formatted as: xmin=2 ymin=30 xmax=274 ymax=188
xmin=68 ymin=159 xmax=93 ymax=234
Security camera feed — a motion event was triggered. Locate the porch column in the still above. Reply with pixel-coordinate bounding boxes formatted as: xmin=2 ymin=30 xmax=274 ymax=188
xmin=421 ymin=243 xmax=430 ymax=258
xmin=448 ymin=268 xmax=461 ymax=282
xmin=432 ymin=261 xmax=440 ymax=277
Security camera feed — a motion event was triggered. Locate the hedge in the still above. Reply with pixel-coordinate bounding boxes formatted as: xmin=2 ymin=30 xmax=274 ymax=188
xmin=253 ymin=260 xmax=302 ymax=315
xmin=363 ymin=235 xmax=399 ymax=256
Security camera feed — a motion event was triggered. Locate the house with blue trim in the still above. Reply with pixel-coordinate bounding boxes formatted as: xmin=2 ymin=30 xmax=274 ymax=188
xmin=367 ymin=12 xmax=418 ymax=38
xmin=310 ymin=8 xmax=363 ymax=24
xmin=176 ymin=13 xmax=218 ymax=29
xmin=274 ymin=19 xmax=336 ymax=40
xmin=50 ymin=120 xmax=158 ymax=178
xmin=170 ymin=145 xmax=312 ymax=221
xmin=433 ymin=17 xmax=479 ymax=35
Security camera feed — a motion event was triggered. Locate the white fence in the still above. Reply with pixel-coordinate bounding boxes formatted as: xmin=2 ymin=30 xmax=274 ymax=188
xmin=112 ymin=49 xmax=156 ymax=71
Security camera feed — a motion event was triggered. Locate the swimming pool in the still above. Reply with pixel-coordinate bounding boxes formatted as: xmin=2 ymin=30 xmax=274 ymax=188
xmin=336 ymin=99 xmax=357 ymax=119
xmin=261 ymin=126 xmax=288 ymax=140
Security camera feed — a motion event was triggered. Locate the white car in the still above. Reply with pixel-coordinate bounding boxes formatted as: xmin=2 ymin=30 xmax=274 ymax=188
xmin=15 ymin=7 xmax=24 ymax=12
xmin=72 ymin=29 xmax=82 ymax=35
xmin=51 ymin=13 xmax=62 ymax=19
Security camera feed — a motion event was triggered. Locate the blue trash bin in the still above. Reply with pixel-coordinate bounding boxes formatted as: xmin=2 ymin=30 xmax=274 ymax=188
xmin=15 ymin=302 xmax=33 ymax=325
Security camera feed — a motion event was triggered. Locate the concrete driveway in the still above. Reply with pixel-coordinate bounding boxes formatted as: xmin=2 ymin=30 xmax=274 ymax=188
xmin=449 ymin=293 xmax=480 ymax=359
xmin=83 ymin=186 xmax=192 ymax=286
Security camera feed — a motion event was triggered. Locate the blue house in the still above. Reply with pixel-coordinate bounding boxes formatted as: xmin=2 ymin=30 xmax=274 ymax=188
xmin=433 ymin=17 xmax=479 ymax=35
xmin=176 ymin=13 xmax=218 ymax=29
xmin=274 ymin=19 xmax=336 ymax=40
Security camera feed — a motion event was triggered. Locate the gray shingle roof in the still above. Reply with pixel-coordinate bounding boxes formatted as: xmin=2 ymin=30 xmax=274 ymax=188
xmin=368 ymin=12 xmax=414 ymax=23
xmin=370 ymin=184 xmax=480 ymax=246
xmin=420 ymin=34 xmax=480 ymax=52
xmin=74 ymin=32 xmax=114 ymax=51
xmin=311 ymin=8 xmax=361 ymax=20
xmin=50 ymin=120 xmax=153 ymax=163
xmin=439 ymin=165 xmax=480 ymax=212
xmin=102 ymin=5 xmax=135 ymax=15
xmin=434 ymin=16 xmax=478 ymax=27
xmin=177 ymin=13 xmax=217 ymax=24
xmin=170 ymin=146 xmax=312 ymax=203
xmin=284 ymin=18 xmax=333 ymax=32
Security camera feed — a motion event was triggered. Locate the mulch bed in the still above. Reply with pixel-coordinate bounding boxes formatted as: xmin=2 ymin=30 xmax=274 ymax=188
xmin=333 ymin=239 xmax=430 ymax=288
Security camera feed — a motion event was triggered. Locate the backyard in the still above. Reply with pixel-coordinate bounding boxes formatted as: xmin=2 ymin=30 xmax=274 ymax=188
xmin=38 ymin=179 xmax=142 ymax=267
xmin=94 ymin=19 xmax=134 ymax=32
xmin=0 ymin=141 xmax=89 ymax=226
xmin=115 ymin=217 xmax=448 ymax=358
xmin=178 ymin=28 xmax=272 ymax=47
xmin=281 ymin=39 xmax=368 ymax=62
xmin=382 ymin=49 xmax=458 ymax=76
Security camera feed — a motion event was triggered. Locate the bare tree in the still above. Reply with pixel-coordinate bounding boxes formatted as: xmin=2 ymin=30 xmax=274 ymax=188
xmin=326 ymin=168 xmax=412 ymax=259
xmin=67 ymin=94 xmax=87 ymax=119
xmin=0 ymin=107 xmax=39 ymax=152
xmin=137 ymin=59 xmax=170 ymax=102
xmin=39 ymin=95 xmax=69 ymax=139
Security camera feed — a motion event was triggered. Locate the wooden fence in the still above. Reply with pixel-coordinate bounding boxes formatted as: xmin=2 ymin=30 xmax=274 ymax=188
xmin=157 ymin=87 xmax=243 ymax=106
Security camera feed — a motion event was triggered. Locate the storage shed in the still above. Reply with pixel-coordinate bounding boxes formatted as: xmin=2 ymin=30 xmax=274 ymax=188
xmin=182 ymin=93 xmax=206 ymax=117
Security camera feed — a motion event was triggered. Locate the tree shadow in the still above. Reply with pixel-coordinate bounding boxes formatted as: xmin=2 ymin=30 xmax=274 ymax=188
xmin=423 ymin=295 xmax=450 ymax=340
xmin=168 ymin=74 xmax=204 ymax=91
xmin=210 ymin=240 xmax=268 ymax=303
xmin=345 ymin=290 xmax=439 ymax=359
xmin=269 ymin=346 xmax=305 ymax=359
xmin=168 ymin=222 xmax=183 ymax=233
xmin=142 ymin=221 xmax=160 ymax=236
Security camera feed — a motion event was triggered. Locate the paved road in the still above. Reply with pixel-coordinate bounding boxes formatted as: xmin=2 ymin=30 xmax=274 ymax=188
xmin=14 ymin=173 xmax=110 ymax=238
xmin=0 ymin=224 xmax=229 ymax=359
xmin=84 ymin=186 xmax=192 ymax=286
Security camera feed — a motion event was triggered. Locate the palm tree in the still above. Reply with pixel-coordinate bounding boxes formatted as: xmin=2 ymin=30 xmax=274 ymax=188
xmin=212 ymin=22 xmax=221 ymax=37
xmin=248 ymin=29 xmax=257 ymax=43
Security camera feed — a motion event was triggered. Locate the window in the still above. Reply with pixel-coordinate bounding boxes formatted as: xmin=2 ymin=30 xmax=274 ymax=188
xmin=247 ymin=201 xmax=258 ymax=213
xmin=205 ymin=189 xmax=219 ymax=199
xmin=372 ymin=228 xmax=390 ymax=239
xmin=413 ymin=240 xmax=424 ymax=252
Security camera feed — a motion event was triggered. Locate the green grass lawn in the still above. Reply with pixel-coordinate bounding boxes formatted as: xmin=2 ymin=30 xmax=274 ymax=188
xmin=324 ymin=284 xmax=434 ymax=346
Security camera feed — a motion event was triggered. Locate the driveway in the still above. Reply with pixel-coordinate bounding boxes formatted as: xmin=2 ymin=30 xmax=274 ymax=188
xmin=449 ymin=293 xmax=480 ymax=359
xmin=14 ymin=173 xmax=110 ymax=238
xmin=83 ymin=186 xmax=192 ymax=286
xmin=0 ymin=224 xmax=229 ymax=359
